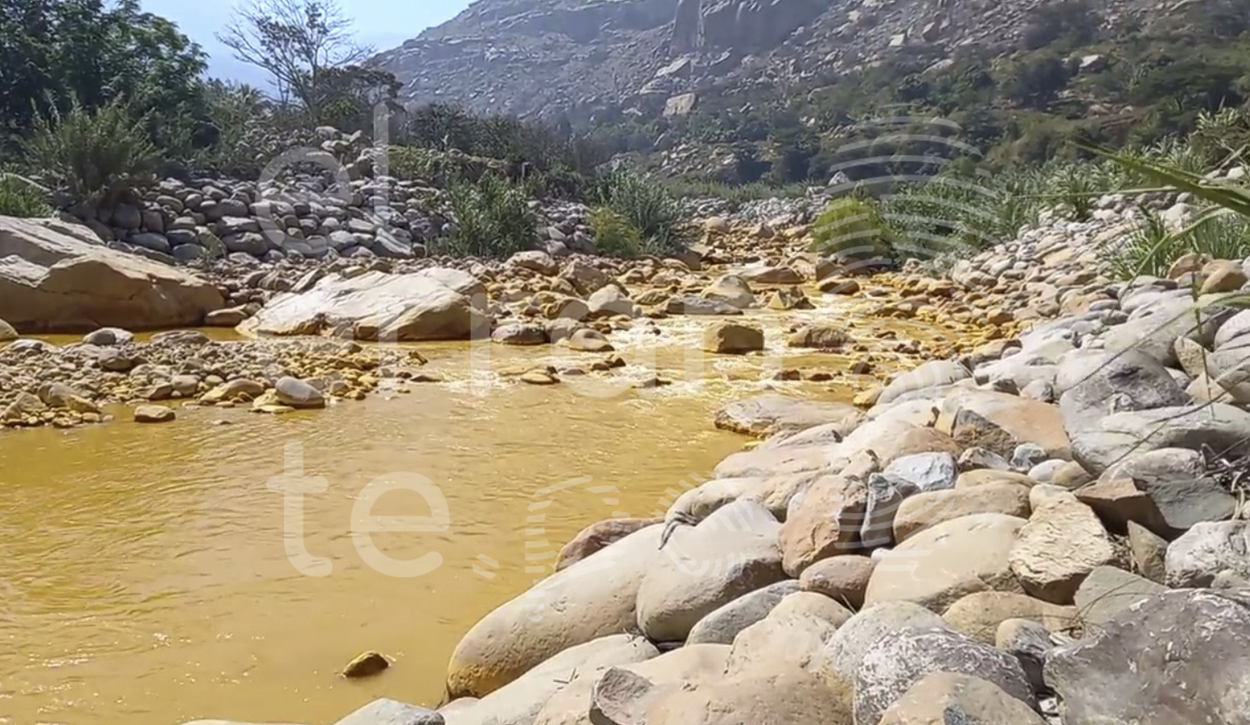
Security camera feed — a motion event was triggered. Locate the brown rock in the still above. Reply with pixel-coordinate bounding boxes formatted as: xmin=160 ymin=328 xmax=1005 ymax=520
xmin=937 ymin=389 xmax=1070 ymax=460
xmin=876 ymin=673 xmax=1047 ymax=725
xmin=133 ymin=404 xmax=175 ymax=423
xmin=1074 ymin=477 xmax=1167 ymax=534
xmin=799 ymin=554 xmax=876 ymax=610
xmin=342 ymin=651 xmax=389 ymax=678
xmin=1127 ymin=520 xmax=1168 ymax=583
xmin=955 ymin=470 xmax=1036 ymax=489
xmin=556 ymin=518 xmax=661 ymax=571
xmin=702 ymin=320 xmax=764 ymax=354
xmin=1008 ymin=493 xmax=1118 ymax=604
xmin=780 ymin=474 xmax=870 ymax=576
xmin=893 ymin=483 xmax=1031 ymax=543
xmin=865 ymin=513 xmax=1026 ymax=611
xmin=1200 ymin=260 xmax=1247 ymax=294
xmin=942 ymin=591 xmax=1077 ymax=644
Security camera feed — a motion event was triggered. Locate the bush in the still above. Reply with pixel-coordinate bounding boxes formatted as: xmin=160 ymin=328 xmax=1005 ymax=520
xmin=1100 ymin=210 xmax=1250 ymax=279
xmin=24 ymin=97 xmax=159 ymax=205
xmin=588 ymin=207 xmax=642 ymax=258
xmin=439 ymin=174 xmax=537 ymax=258
xmin=0 ymin=174 xmax=52 ymax=218
xmin=594 ymin=171 xmax=695 ymax=256
xmin=811 ymin=197 xmax=895 ymax=260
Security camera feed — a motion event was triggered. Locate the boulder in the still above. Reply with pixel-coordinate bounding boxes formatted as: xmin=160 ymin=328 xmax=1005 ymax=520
xmin=82 ymin=326 xmax=134 ymax=346
xmin=878 ymin=361 xmax=971 ymax=406
xmin=587 ymin=285 xmax=640 ymax=318
xmin=780 ymin=472 xmax=870 ymax=575
xmin=768 ymin=591 xmax=853 ymax=627
xmin=786 ymin=321 xmax=850 ymax=350
xmin=492 ymin=323 xmax=548 ymax=345
xmin=133 ymin=404 xmax=175 ymax=423
xmin=854 ymin=627 xmax=1036 ymax=725
xmin=941 ymin=591 xmax=1076 ymax=644
xmin=567 ymin=328 xmax=613 ymax=352
xmin=799 ymin=555 xmax=875 ymax=610
xmin=589 ymin=655 xmax=853 ymax=725
xmin=725 ymin=612 xmax=840 ymax=676
xmin=1070 ymin=403 xmax=1250 ymax=475
xmin=938 ymin=389 xmax=1070 ymax=460
xmin=555 ymin=517 xmax=660 ymax=571
xmin=1101 ymin=448 xmax=1236 ymax=535
xmin=0 ymin=216 xmax=223 ymax=331
xmin=274 ymin=377 xmax=326 ymax=409
xmin=876 ymin=673 xmax=1047 ymax=725
xmin=636 ymin=501 xmax=786 ymax=642
xmin=507 ymin=250 xmax=557 ymax=275
xmin=1072 ymin=565 xmax=1165 ymax=629
xmin=893 ymin=482 xmax=1031 ymax=543
xmin=701 ymin=274 xmax=756 ymax=308
xmin=240 ymin=269 xmax=489 ymax=342
xmin=1165 ymin=520 xmax=1250 ymax=588
xmin=882 ymin=453 xmax=958 ymax=492
xmin=334 ymin=699 xmax=442 ymax=725
xmin=205 ymin=306 xmax=250 ymax=327
xmin=446 ymin=634 xmax=657 ymax=725
xmin=1007 ymin=492 xmax=1118 ymax=604
xmin=664 ymin=294 xmax=743 ymax=316
xmin=738 ymin=264 xmax=803 ymax=285
xmin=1127 ymin=520 xmax=1168 ymax=583
xmin=713 ymin=394 xmax=862 ymax=438
xmin=702 ymin=320 xmax=764 ymax=354
xmin=822 ymin=601 xmax=948 ymax=681
xmin=686 ymin=581 xmax=801 ymax=644
xmin=865 ymin=514 xmax=1026 ymax=611
xmin=1045 ymin=589 xmax=1250 ymax=725
xmin=446 ymin=525 xmax=663 ymax=698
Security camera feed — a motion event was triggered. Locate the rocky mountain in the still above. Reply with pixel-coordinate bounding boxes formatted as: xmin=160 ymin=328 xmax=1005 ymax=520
xmin=373 ymin=0 xmax=1160 ymax=121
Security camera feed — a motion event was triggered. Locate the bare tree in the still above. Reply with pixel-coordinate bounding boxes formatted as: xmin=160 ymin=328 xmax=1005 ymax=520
xmin=217 ymin=0 xmax=371 ymax=121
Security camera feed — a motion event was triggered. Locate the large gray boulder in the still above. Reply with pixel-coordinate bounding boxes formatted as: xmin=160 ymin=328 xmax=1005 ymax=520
xmin=686 ymin=581 xmax=801 ymax=645
xmin=822 ymin=601 xmax=947 ymax=680
xmin=1046 ymin=589 xmax=1250 ymax=725
xmin=876 ymin=673 xmax=1047 ymax=725
xmin=1070 ymin=403 xmax=1250 ymax=475
xmin=240 ymin=269 xmax=489 ymax=341
xmin=1165 ymin=520 xmax=1250 ymax=588
xmin=1102 ymin=448 xmax=1236 ymax=535
xmin=854 ymin=627 xmax=1036 ymax=725
xmin=0 ymin=215 xmax=224 ymax=332
xmin=713 ymin=394 xmax=864 ymax=438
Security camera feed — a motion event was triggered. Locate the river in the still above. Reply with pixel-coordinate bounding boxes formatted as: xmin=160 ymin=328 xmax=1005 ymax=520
xmin=0 ymin=302 xmax=917 ymax=725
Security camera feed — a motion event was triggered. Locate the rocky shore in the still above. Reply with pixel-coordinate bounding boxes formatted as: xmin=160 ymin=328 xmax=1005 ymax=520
xmin=6 ymin=176 xmax=1250 ymax=725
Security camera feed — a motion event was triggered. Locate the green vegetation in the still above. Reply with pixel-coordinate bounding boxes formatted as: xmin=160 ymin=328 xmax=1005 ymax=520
xmin=24 ymin=98 xmax=160 ymax=204
xmin=592 ymin=171 xmax=696 ymax=257
xmin=811 ymin=198 xmax=895 ymax=260
xmin=0 ymin=175 xmax=52 ymax=218
xmin=438 ymin=174 xmax=538 ymax=258
xmin=588 ymin=207 xmax=643 ymax=258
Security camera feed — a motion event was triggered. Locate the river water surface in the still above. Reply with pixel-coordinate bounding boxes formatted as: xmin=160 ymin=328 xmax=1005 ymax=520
xmin=2 ymin=303 xmax=921 ymax=725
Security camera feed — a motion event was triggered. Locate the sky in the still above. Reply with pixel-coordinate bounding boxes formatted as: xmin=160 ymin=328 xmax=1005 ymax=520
xmin=141 ymin=0 xmax=475 ymax=84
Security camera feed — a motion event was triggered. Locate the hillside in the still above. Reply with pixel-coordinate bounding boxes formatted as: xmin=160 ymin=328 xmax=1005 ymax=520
xmin=375 ymin=0 xmax=1160 ymax=120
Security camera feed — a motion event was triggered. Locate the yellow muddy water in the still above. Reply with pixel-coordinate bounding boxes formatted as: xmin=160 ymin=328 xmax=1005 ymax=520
xmin=0 ymin=300 xmax=950 ymax=725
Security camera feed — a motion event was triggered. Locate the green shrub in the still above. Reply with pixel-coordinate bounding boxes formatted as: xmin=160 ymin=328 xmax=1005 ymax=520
xmin=1100 ymin=210 xmax=1250 ymax=279
xmin=438 ymin=174 xmax=537 ymax=258
xmin=588 ymin=207 xmax=642 ymax=258
xmin=594 ymin=171 xmax=695 ymax=255
xmin=811 ymin=197 xmax=895 ymax=260
xmin=0 ymin=174 xmax=52 ymax=218
xmin=24 ymin=97 xmax=159 ymax=205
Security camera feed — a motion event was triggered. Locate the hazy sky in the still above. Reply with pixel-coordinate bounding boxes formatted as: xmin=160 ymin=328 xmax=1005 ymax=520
xmin=141 ymin=0 xmax=475 ymax=83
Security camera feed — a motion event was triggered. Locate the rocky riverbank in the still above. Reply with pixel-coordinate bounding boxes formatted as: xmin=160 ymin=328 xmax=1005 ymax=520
xmin=8 ymin=180 xmax=1250 ymax=725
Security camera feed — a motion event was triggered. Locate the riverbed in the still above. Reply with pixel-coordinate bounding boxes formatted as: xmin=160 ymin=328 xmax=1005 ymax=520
xmin=0 ymin=293 xmax=966 ymax=725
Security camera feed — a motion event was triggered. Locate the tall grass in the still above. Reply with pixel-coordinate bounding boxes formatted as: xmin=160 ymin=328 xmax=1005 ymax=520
xmin=593 ymin=171 xmax=695 ymax=255
xmin=438 ymin=174 xmax=537 ymax=258
xmin=24 ymin=97 xmax=159 ymax=205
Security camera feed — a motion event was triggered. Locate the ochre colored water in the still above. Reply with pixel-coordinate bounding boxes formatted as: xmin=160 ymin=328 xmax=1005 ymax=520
xmin=0 ymin=298 xmax=960 ymax=725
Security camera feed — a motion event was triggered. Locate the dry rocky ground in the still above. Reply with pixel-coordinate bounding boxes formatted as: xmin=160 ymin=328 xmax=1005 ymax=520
xmin=4 ymin=181 xmax=1250 ymax=725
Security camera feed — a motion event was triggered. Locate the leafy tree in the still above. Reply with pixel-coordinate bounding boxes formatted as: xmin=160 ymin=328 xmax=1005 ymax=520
xmin=218 ymin=0 xmax=371 ymax=123
xmin=1001 ymin=53 xmax=1072 ymax=109
xmin=0 ymin=0 xmax=208 ymax=153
